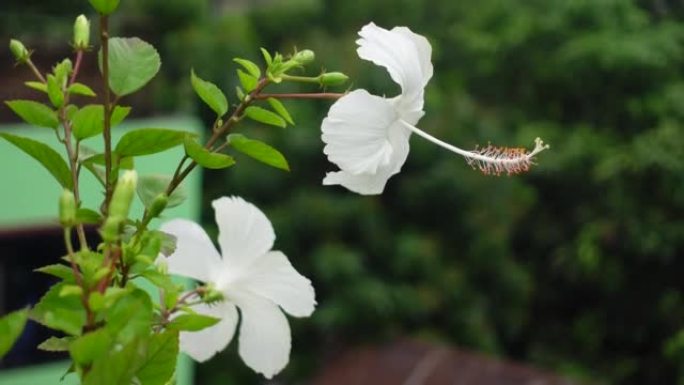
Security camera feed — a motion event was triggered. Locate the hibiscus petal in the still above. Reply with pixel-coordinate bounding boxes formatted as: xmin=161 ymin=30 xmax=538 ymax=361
xmin=160 ymin=219 xmax=222 ymax=282
xmin=322 ymin=89 xmax=397 ymax=175
xmin=236 ymin=294 xmax=291 ymax=379
xmin=213 ymin=196 xmax=275 ymax=267
xmin=323 ymin=116 xmax=411 ymax=195
xmin=238 ymin=251 xmax=316 ymax=317
xmin=180 ymin=301 xmax=238 ymax=362
xmin=356 ymin=22 xmax=433 ymax=109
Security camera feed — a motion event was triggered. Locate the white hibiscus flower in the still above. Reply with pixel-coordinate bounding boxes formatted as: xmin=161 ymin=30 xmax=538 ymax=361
xmin=160 ymin=196 xmax=315 ymax=379
xmin=321 ymin=22 xmax=549 ymax=195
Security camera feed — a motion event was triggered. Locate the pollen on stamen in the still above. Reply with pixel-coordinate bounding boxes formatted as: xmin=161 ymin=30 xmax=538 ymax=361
xmin=465 ymin=138 xmax=549 ymax=176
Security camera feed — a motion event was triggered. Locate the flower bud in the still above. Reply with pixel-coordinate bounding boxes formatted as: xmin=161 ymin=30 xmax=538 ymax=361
xmin=147 ymin=193 xmax=168 ymax=219
xmin=108 ymin=170 xmax=137 ymax=219
xmin=319 ymin=72 xmax=349 ymax=87
xmin=88 ymin=0 xmax=119 ymax=15
xmin=73 ymin=15 xmax=90 ymax=50
xmin=100 ymin=216 xmax=122 ymax=243
xmin=200 ymin=285 xmax=224 ymax=304
xmin=293 ymin=49 xmax=315 ymax=65
xmin=59 ymin=189 xmax=77 ymax=226
xmin=9 ymin=39 xmax=29 ymax=63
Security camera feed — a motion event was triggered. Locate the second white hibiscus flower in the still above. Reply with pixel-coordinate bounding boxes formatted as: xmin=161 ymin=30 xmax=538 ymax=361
xmin=160 ymin=196 xmax=315 ymax=379
xmin=321 ymin=22 xmax=549 ymax=195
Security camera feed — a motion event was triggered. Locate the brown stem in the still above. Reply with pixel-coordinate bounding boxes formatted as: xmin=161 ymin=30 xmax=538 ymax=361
xmin=59 ymin=73 xmax=88 ymax=250
xmin=64 ymin=228 xmax=95 ymax=330
xmin=165 ymin=78 xmax=271 ymax=196
xmin=69 ymin=50 xmax=84 ymax=85
xmin=101 ymin=15 xmax=114 ymax=215
xmin=255 ymin=92 xmax=345 ymax=100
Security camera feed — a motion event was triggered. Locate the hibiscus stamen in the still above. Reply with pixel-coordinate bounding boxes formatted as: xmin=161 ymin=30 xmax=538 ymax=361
xmin=400 ymin=120 xmax=549 ymax=176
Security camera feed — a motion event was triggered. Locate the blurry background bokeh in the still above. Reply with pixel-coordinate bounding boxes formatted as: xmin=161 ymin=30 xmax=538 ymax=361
xmin=1 ymin=0 xmax=684 ymax=384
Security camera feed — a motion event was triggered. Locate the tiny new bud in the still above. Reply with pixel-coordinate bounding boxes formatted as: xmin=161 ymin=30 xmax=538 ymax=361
xmin=9 ymin=39 xmax=29 ymax=63
xmin=293 ymin=49 xmax=315 ymax=65
xmin=108 ymin=170 xmax=137 ymax=219
xmin=59 ymin=189 xmax=77 ymax=226
xmin=319 ymin=72 xmax=349 ymax=87
xmin=73 ymin=15 xmax=90 ymax=50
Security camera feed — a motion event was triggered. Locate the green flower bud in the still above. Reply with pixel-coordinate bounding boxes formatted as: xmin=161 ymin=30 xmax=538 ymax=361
xmin=319 ymin=72 xmax=349 ymax=87
xmin=59 ymin=189 xmax=77 ymax=227
xmin=88 ymin=0 xmax=119 ymax=15
xmin=100 ymin=216 xmax=122 ymax=243
xmin=147 ymin=193 xmax=168 ymax=219
xmin=293 ymin=49 xmax=315 ymax=65
xmin=108 ymin=170 xmax=137 ymax=219
xmin=73 ymin=15 xmax=90 ymax=50
xmin=9 ymin=39 xmax=29 ymax=63
xmin=200 ymin=286 xmax=224 ymax=304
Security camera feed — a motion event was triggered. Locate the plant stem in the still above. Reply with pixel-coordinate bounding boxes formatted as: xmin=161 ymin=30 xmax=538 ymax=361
xmin=64 ymin=228 xmax=95 ymax=330
xmin=164 ymin=78 xmax=271 ymax=196
xmin=25 ymin=59 xmax=46 ymax=83
xmin=60 ymin=55 xmax=88 ymax=250
xmin=69 ymin=50 xmax=84 ymax=85
xmin=101 ymin=15 xmax=114 ymax=215
xmin=255 ymin=92 xmax=345 ymax=100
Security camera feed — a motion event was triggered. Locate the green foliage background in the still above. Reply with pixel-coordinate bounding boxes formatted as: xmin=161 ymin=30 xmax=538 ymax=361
xmin=2 ymin=0 xmax=684 ymax=384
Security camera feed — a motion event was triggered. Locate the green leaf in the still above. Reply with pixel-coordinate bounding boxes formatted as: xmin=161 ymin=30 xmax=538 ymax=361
xmin=167 ymin=313 xmax=220 ymax=332
xmin=35 ymin=264 xmax=74 ymax=282
xmin=260 ymin=48 xmax=273 ymax=66
xmin=47 ymin=74 xmax=64 ymax=108
xmin=228 ymin=133 xmax=290 ymax=171
xmin=190 ymin=69 xmax=228 ymax=117
xmin=267 ymin=97 xmax=294 ymax=125
xmin=59 ymin=284 xmax=84 ymax=298
xmin=70 ymin=329 xmax=113 ymax=365
xmin=77 ymin=208 xmax=102 ymax=224
xmin=115 ymin=128 xmax=188 ymax=157
xmin=31 ymin=283 xmax=86 ymax=336
xmin=72 ymin=104 xmax=131 ymax=140
xmin=184 ymin=136 xmax=235 ymax=169
xmin=88 ymin=0 xmax=119 ymax=15
xmin=0 ymin=132 xmax=73 ymax=189
xmin=234 ymin=58 xmax=261 ymax=78
xmin=138 ymin=269 xmax=177 ymax=292
xmin=25 ymin=81 xmax=48 ymax=93
xmin=5 ymin=100 xmax=59 ymax=129
xmin=0 ymin=308 xmax=29 ymax=359
xmin=136 ymin=332 xmax=179 ymax=385
xmin=38 ymin=336 xmax=72 ymax=352
xmin=106 ymin=289 xmax=153 ymax=344
xmin=137 ymin=174 xmax=187 ymax=208
xmin=237 ymin=69 xmax=258 ymax=93
xmin=244 ymin=106 xmax=286 ymax=128
xmin=105 ymin=37 xmax=161 ymax=96
xmin=68 ymin=83 xmax=97 ymax=97
xmin=83 ymin=339 xmax=143 ymax=385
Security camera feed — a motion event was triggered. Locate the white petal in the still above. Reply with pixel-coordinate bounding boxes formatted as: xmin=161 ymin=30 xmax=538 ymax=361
xmin=180 ymin=301 xmax=238 ymax=362
xmin=236 ymin=294 xmax=291 ymax=379
xmin=322 ymin=116 xmax=411 ymax=195
xmin=356 ymin=22 xmax=433 ymax=110
xmin=160 ymin=219 xmax=222 ymax=282
xmin=212 ymin=196 xmax=275 ymax=267
xmin=238 ymin=251 xmax=316 ymax=317
xmin=322 ymin=89 xmax=398 ymax=175
xmin=322 ymin=170 xmax=393 ymax=195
